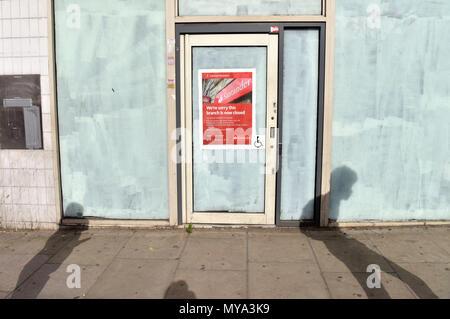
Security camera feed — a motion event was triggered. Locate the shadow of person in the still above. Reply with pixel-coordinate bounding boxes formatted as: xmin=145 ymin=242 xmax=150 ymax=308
xmin=300 ymin=166 xmax=438 ymax=299
xmin=10 ymin=203 xmax=90 ymax=299
xmin=164 ymin=280 xmax=196 ymax=299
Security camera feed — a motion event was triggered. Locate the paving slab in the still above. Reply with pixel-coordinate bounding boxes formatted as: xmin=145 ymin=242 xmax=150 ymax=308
xmin=188 ymin=231 xmax=246 ymax=240
xmin=67 ymin=229 xmax=136 ymax=238
xmin=368 ymin=227 xmax=430 ymax=235
xmin=247 ymin=227 xmax=299 ymax=233
xmin=170 ymin=269 xmax=246 ymax=299
xmin=248 ymin=261 xmax=330 ymax=299
xmin=337 ymin=229 xmax=372 ymax=240
xmin=366 ymin=230 xmax=450 ymax=263
xmin=0 ymin=291 xmax=9 ymax=299
xmin=86 ymin=259 xmax=178 ymax=299
xmin=178 ymin=234 xmax=246 ymax=271
xmin=0 ymin=253 xmax=50 ymax=291
xmin=308 ymin=236 xmax=394 ymax=273
xmin=9 ymin=263 xmax=106 ymax=299
xmin=390 ymin=262 xmax=450 ymax=299
xmin=323 ymin=272 xmax=416 ymax=299
xmin=0 ymin=230 xmax=75 ymax=256
xmin=0 ymin=231 xmax=26 ymax=245
xmin=117 ymin=230 xmax=186 ymax=260
xmin=48 ymin=231 xmax=133 ymax=266
xmin=302 ymin=229 xmax=370 ymax=241
xmin=424 ymin=227 xmax=450 ymax=255
xmin=248 ymin=232 xmax=314 ymax=263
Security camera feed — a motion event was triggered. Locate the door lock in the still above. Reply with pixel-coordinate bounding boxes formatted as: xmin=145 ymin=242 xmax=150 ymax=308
xmin=270 ymin=127 xmax=275 ymax=138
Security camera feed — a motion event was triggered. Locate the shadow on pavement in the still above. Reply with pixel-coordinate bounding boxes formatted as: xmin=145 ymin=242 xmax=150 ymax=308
xmin=10 ymin=202 xmax=90 ymax=299
xmin=164 ymin=280 xmax=196 ymax=299
xmin=300 ymin=166 xmax=438 ymax=299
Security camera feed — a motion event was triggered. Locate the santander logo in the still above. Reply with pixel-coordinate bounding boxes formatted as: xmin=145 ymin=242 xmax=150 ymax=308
xmin=215 ymin=78 xmax=252 ymax=104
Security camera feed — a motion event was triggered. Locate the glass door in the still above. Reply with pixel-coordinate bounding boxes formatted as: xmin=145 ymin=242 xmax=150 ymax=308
xmin=181 ymin=34 xmax=278 ymax=224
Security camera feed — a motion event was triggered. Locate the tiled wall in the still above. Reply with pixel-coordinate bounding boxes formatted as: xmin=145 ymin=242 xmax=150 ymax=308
xmin=0 ymin=0 xmax=59 ymax=229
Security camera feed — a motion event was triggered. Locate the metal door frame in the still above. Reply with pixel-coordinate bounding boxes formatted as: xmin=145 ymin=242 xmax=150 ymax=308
xmin=175 ymin=23 xmax=325 ymax=226
xmin=179 ymin=32 xmax=278 ymax=225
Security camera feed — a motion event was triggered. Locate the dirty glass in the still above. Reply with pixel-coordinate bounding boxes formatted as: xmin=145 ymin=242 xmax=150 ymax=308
xmin=280 ymin=30 xmax=319 ymax=220
xmin=178 ymin=0 xmax=322 ymax=16
xmin=331 ymin=0 xmax=450 ymax=221
xmin=192 ymin=47 xmax=267 ymax=212
xmin=55 ymin=0 xmax=169 ymax=219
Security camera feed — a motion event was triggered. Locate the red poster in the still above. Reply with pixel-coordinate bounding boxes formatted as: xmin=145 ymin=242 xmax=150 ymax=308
xmin=199 ymin=69 xmax=257 ymax=149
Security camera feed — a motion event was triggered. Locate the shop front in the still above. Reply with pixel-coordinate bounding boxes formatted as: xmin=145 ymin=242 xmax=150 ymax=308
xmin=2 ymin=0 xmax=448 ymax=230
xmin=52 ymin=0 xmax=332 ymax=227
xmin=176 ymin=24 xmax=325 ymax=226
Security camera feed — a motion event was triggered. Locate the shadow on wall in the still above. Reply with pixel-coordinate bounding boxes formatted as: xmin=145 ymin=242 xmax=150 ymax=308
xmin=300 ymin=166 xmax=438 ymax=299
xmin=10 ymin=203 xmax=90 ymax=299
xmin=164 ymin=280 xmax=196 ymax=299
xmin=65 ymin=202 xmax=85 ymax=218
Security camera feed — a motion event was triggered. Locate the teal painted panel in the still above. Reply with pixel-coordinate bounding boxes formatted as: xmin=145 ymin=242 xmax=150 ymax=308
xmin=179 ymin=0 xmax=321 ymax=16
xmin=55 ymin=0 xmax=169 ymax=219
xmin=331 ymin=0 xmax=450 ymax=221
xmin=280 ymin=30 xmax=319 ymax=220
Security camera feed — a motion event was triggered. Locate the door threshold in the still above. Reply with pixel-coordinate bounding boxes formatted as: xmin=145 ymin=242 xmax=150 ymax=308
xmin=180 ymin=223 xmax=276 ymax=229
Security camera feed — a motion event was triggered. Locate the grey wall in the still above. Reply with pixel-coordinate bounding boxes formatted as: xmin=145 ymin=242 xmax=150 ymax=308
xmin=330 ymin=0 xmax=450 ymax=221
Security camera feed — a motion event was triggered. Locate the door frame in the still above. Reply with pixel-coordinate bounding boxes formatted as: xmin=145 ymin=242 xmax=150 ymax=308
xmin=175 ymin=23 xmax=326 ymax=226
xmin=180 ymin=33 xmax=278 ymax=225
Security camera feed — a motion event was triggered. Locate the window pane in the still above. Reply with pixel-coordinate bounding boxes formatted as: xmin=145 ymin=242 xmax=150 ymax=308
xmin=280 ymin=30 xmax=319 ymax=220
xmin=179 ymin=0 xmax=322 ymax=16
xmin=54 ymin=0 xmax=169 ymax=219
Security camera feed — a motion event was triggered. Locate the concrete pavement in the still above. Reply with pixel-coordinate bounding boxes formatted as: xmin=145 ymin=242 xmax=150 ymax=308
xmin=0 ymin=226 xmax=449 ymax=299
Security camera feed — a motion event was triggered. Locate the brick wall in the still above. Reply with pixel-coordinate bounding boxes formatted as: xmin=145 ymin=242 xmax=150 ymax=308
xmin=0 ymin=0 xmax=59 ymax=229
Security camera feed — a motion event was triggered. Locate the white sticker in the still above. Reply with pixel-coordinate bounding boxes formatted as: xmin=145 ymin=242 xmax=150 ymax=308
xmin=168 ymin=39 xmax=175 ymax=54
